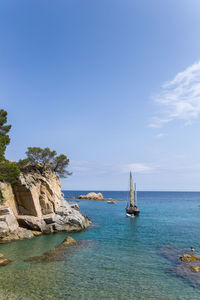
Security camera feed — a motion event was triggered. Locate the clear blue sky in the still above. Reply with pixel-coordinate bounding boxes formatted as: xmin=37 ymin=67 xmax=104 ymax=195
xmin=1 ymin=0 xmax=200 ymax=190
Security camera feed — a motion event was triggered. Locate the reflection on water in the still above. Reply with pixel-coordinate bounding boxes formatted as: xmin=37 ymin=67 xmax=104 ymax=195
xmin=0 ymin=191 xmax=200 ymax=299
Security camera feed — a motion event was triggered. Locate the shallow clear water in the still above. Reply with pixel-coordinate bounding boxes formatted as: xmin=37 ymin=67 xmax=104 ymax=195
xmin=1 ymin=191 xmax=200 ymax=299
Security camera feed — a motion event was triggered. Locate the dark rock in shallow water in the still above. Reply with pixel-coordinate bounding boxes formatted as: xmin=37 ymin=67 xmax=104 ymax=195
xmin=158 ymin=244 xmax=182 ymax=264
xmin=158 ymin=244 xmax=200 ymax=288
xmin=175 ymin=263 xmax=200 ymax=288
xmin=60 ymin=236 xmax=78 ymax=246
xmin=0 ymin=258 xmax=12 ymax=266
xmin=25 ymin=236 xmax=80 ymax=263
xmin=0 ymin=253 xmax=12 ymax=266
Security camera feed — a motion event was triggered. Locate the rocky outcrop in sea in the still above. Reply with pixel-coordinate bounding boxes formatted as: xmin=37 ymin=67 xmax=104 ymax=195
xmin=0 ymin=166 xmax=90 ymax=243
xmin=78 ymin=192 xmax=104 ymax=200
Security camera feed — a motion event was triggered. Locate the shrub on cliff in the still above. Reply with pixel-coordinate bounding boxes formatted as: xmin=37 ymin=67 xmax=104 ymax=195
xmin=0 ymin=161 xmax=20 ymax=183
xmin=18 ymin=147 xmax=72 ymax=178
xmin=0 ymin=109 xmax=20 ymax=184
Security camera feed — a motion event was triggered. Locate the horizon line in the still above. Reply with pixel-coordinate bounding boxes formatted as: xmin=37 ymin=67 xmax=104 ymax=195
xmin=62 ymin=189 xmax=200 ymax=192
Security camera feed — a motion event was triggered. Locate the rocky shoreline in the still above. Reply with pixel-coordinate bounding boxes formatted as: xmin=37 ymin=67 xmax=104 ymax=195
xmin=0 ymin=166 xmax=91 ymax=243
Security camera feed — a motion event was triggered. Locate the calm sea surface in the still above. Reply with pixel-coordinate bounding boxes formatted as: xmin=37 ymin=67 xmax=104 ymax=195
xmin=1 ymin=191 xmax=200 ymax=299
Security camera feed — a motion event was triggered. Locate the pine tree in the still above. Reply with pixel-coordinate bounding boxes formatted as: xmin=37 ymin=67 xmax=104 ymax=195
xmin=0 ymin=109 xmax=20 ymax=183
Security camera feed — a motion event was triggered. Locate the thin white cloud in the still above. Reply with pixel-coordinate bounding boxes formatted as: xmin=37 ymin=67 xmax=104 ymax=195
xmin=71 ymin=159 xmax=200 ymax=175
xmin=154 ymin=133 xmax=165 ymax=139
xmin=70 ymin=160 xmax=92 ymax=172
xmin=150 ymin=60 xmax=200 ymax=128
xmin=121 ymin=163 xmax=154 ymax=174
xmin=149 ymin=117 xmax=172 ymax=128
xmin=71 ymin=160 xmax=155 ymax=175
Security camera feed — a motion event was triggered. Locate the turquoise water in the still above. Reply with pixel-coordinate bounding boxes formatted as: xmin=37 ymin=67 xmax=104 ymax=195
xmin=1 ymin=191 xmax=200 ymax=299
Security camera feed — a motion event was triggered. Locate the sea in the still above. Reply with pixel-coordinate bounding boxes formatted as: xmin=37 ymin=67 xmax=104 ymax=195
xmin=1 ymin=191 xmax=200 ymax=300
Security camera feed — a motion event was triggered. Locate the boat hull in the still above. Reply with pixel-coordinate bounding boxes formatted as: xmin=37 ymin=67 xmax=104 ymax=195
xmin=126 ymin=208 xmax=135 ymax=214
xmin=126 ymin=207 xmax=140 ymax=215
xmin=133 ymin=207 xmax=140 ymax=215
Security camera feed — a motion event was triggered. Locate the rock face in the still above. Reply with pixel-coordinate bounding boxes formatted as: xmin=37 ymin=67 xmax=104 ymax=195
xmin=78 ymin=192 xmax=104 ymax=200
xmin=0 ymin=167 xmax=90 ymax=242
xmin=0 ymin=206 xmax=34 ymax=242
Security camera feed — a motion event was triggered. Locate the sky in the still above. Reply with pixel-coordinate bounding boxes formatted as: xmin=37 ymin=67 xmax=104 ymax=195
xmin=1 ymin=0 xmax=200 ymax=191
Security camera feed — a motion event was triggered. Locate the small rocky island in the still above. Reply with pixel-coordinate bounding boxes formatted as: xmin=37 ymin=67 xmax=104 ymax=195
xmin=78 ymin=192 xmax=104 ymax=200
xmin=77 ymin=192 xmax=116 ymax=202
xmin=0 ymin=166 xmax=90 ymax=243
xmin=77 ymin=192 xmax=119 ymax=202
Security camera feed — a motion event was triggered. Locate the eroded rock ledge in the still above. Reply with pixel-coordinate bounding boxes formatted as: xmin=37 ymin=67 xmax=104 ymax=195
xmin=0 ymin=167 xmax=90 ymax=243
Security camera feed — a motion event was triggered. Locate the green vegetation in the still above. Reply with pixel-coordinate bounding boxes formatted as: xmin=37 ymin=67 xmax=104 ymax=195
xmin=0 ymin=109 xmax=11 ymax=161
xmin=0 ymin=161 xmax=20 ymax=183
xmin=0 ymin=109 xmax=71 ymax=183
xmin=0 ymin=109 xmax=20 ymax=183
xmin=19 ymin=147 xmax=72 ymax=178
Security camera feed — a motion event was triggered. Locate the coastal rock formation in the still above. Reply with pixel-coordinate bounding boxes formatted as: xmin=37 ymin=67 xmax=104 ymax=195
xmin=78 ymin=192 xmax=104 ymax=200
xmin=0 ymin=167 xmax=90 ymax=242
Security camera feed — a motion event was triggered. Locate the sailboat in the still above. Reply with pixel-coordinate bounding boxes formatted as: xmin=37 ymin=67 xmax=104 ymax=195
xmin=126 ymin=172 xmax=140 ymax=216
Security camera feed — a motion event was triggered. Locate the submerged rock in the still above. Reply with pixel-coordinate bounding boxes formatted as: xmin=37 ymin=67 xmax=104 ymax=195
xmin=0 ymin=258 xmax=12 ymax=266
xmin=0 ymin=167 xmax=91 ymax=243
xmin=0 ymin=253 xmax=12 ymax=266
xmin=25 ymin=236 xmax=80 ymax=263
xmin=158 ymin=244 xmax=200 ymax=288
xmin=60 ymin=236 xmax=78 ymax=246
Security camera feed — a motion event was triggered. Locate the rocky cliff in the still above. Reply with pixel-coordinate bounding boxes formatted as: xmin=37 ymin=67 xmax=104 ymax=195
xmin=0 ymin=166 xmax=90 ymax=242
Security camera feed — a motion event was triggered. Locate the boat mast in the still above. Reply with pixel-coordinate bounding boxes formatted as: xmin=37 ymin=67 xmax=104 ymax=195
xmin=134 ymin=183 xmax=137 ymax=207
xmin=130 ymin=172 xmax=134 ymax=207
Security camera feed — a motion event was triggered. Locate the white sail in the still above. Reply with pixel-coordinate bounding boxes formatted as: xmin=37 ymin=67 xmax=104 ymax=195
xmin=134 ymin=183 xmax=137 ymax=206
xmin=130 ymin=172 xmax=134 ymax=207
